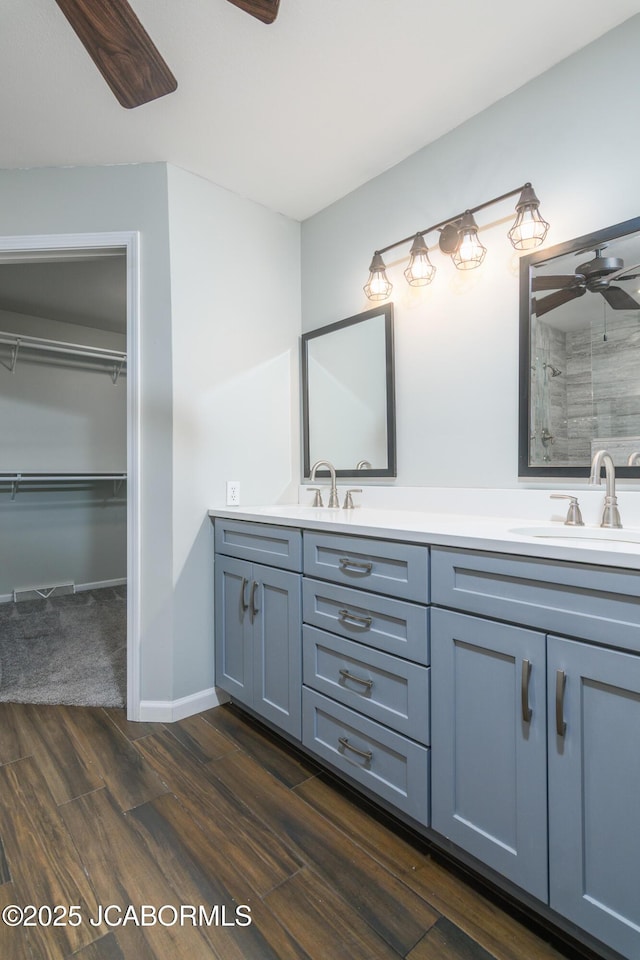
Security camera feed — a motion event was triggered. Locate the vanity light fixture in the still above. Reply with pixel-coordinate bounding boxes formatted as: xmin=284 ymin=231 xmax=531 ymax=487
xmin=363 ymin=252 xmax=393 ymax=301
xmin=508 ymin=183 xmax=550 ymax=250
xmin=404 ymin=234 xmax=436 ymax=286
xmin=451 ymin=210 xmax=486 ymax=270
xmin=364 ymin=181 xmax=549 ymax=300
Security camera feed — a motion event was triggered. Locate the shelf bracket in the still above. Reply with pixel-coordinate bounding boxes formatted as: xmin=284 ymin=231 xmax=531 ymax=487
xmin=10 ymin=339 xmax=20 ymax=373
xmin=1 ymin=338 xmax=20 ymax=373
xmin=112 ymin=358 xmax=126 ymax=384
xmin=11 ymin=474 xmax=21 ymax=501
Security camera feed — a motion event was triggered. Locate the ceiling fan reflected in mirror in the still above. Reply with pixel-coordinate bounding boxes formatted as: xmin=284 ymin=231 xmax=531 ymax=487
xmin=532 ymin=247 xmax=640 ymax=317
xmin=53 ymin=0 xmax=281 ymax=110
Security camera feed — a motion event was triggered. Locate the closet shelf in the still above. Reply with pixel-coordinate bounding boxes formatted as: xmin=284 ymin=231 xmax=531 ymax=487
xmin=0 ymin=331 xmax=126 ymax=383
xmin=0 ymin=473 xmax=127 ymax=500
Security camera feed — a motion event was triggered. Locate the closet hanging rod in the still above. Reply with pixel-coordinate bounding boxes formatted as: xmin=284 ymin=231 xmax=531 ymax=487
xmin=0 ymin=473 xmax=127 ymax=501
xmin=0 ymin=331 xmax=126 ymax=383
xmin=0 ymin=473 xmax=127 ymax=481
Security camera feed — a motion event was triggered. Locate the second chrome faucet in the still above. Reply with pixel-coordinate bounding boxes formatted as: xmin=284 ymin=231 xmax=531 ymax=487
xmin=589 ymin=449 xmax=622 ymax=528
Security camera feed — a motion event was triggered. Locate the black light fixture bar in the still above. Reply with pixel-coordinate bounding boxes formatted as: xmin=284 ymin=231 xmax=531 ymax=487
xmin=363 ymin=181 xmax=549 ymax=301
xmin=375 ymin=184 xmax=528 ymax=257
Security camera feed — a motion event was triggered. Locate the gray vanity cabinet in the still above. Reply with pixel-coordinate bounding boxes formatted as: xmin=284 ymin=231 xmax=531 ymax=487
xmin=431 ymin=546 xmax=640 ymax=960
xmin=214 ymin=520 xmax=302 ymax=738
xmin=430 ymin=608 xmax=548 ymax=902
xmin=301 ymin=531 xmax=430 ymax=825
xmin=211 ymin=516 xmax=640 ymax=959
xmin=548 ymin=635 xmax=640 ymax=959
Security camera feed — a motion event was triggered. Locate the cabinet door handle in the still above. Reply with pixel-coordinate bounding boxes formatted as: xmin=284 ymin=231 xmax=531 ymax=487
xmin=338 ymin=608 xmax=373 ymax=629
xmin=521 ymin=659 xmax=533 ymax=723
xmin=339 ymin=557 xmax=373 ymax=575
xmin=338 ymin=736 xmax=373 ymax=763
xmin=555 ymin=669 xmax=567 ymax=737
xmin=339 ymin=668 xmax=374 ymax=691
xmin=240 ymin=577 xmax=249 ymax=614
xmin=249 ymin=580 xmax=259 ymax=623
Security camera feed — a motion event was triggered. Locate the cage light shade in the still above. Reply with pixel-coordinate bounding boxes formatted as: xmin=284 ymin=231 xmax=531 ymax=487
xmin=364 ymin=252 xmax=393 ymax=300
xmin=452 ymin=211 xmax=486 ymax=270
xmin=508 ymin=183 xmax=549 ymax=250
xmin=404 ymin=234 xmax=436 ymax=286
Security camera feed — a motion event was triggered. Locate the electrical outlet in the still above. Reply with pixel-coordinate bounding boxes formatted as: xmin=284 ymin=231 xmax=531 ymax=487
xmin=226 ymin=480 xmax=240 ymax=506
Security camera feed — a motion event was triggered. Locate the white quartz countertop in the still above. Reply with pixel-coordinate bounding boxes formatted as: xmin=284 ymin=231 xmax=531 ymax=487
xmin=208 ymin=504 xmax=640 ymax=571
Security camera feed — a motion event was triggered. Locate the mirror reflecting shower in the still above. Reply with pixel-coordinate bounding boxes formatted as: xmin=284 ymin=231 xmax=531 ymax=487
xmin=519 ymin=217 xmax=640 ymax=477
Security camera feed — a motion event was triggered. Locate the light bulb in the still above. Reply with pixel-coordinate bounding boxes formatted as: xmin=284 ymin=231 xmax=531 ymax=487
xmin=364 ymin=253 xmax=392 ymax=301
xmin=404 ymin=235 xmax=435 ymax=286
xmin=452 ymin=211 xmax=486 ymax=270
xmin=508 ymin=184 xmax=549 ymax=250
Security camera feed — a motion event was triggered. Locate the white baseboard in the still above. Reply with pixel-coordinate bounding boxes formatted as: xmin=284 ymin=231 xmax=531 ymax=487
xmin=77 ymin=578 xmax=127 ymax=592
xmin=137 ymin=686 xmax=229 ymax=723
xmin=0 ymin=578 xmax=127 ymax=604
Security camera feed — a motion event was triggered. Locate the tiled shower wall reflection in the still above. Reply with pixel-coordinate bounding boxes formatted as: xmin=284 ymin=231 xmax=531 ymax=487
xmin=533 ymin=313 xmax=640 ymax=465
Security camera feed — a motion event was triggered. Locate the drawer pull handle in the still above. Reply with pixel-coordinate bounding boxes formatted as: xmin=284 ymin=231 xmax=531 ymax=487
xmin=338 ymin=736 xmax=373 ymax=763
xmin=249 ymin=580 xmax=259 ymax=623
xmin=521 ymin=659 xmax=532 ymax=723
xmin=240 ymin=577 xmax=249 ymax=614
xmin=339 ymin=557 xmax=373 ymax=575
xmin=555 ymin=669 xmax=567 ymax=737
xmin=339 ymin=668 xmax=374 ymax=691
xmin=338 ymin=608 xmax=373 ymax=629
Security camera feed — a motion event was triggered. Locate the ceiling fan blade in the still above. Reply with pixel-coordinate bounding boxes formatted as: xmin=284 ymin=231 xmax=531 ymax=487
xmin=600 ymin=286 xmax=640 ymax=310
xmin=604 ymin=262 xmax=640 ymax=282
xmin=54 ymin=0 xmax=177 ymax=108
xmin=532 ymin=274 xmax=584 ymax=291
xmin=226 ymin=0 xmax=281 ymax=24
xmin=533 ymin=287 xmax=586 ymax=317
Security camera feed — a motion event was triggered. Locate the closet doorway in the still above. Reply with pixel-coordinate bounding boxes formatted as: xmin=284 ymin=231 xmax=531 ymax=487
xmin=0 ymin=232 xmax=140 ymax=718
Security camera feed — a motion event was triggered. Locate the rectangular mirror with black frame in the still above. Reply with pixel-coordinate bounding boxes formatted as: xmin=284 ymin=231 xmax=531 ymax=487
xmin=301 ymin=304 xmax=396 ymax=479
xmin=519 ymin=216 xmax=640 ymax=478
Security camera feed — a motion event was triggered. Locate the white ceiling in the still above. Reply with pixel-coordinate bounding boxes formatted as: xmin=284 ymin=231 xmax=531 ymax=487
xmin=2 ymin=0 xmax=639 ymax=221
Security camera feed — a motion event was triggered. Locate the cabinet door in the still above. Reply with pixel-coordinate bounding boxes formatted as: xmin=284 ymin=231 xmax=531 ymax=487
xmin=548 ymin=635 xmax=640 ymax=959
xmin=214 ymin=554 xmax=253 ymax=704
xmin=431 ymin=609 xmax=548 ymax=901
xmin=253 ymin=562 xmax=302 ymax=738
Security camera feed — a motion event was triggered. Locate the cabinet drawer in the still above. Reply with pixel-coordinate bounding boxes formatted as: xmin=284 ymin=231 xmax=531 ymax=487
xmin=302 ymin=688 xmax=430 ymax=826
xmin=303 ymin=625 xmax=430 ymax=741
xmin=303 ymin=532 xmax=429 ymax=602
xmin=432 ymin=547 xmax=640 ymax=652
xmin=215 ymin=519 xmax=302 ymax=572
xmin=303 ymin=578 xmax=429 ymax=665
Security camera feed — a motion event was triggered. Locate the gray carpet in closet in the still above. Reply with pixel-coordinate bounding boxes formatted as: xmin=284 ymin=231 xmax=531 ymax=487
xmin=0 ymin=586 xmax=126 ymax=707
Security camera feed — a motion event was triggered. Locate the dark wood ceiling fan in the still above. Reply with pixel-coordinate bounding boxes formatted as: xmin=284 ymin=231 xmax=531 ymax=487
xmin=53 ymin=0 xmax=281 ymax=110
xmin=225 ymin=0 xmax=281 ymax=24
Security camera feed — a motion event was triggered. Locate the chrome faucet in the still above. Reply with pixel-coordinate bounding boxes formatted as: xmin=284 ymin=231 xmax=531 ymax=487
xmin=589 ymin=449 xmax=622 ymax=528
xmin=628 ymin=452 xmax=640 ymax=466
xmin=309 ymin=459 xmax=339 ymax=508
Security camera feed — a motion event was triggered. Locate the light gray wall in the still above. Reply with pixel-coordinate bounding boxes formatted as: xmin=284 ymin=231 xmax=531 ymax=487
xmin=0 ymin=309 xmax=126 ymax=472
xmin=0 ymin=163 xmax=175 ymax=701
xmin=166 ymin=164 xmax=301 ymax=701
xmin=301 ymin=15 xmax=640 ymax=488
xmin=0 ymin=491 xmax=126 ymax=600
xmin=0 ymin=309 xmax=127 ymax=597
xmin=0 ymin=162 xmax=302 ymax=708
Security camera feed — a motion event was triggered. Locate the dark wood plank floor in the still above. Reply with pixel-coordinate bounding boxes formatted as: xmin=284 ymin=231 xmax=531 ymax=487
xmin=0 ymin=701 xmax=593 ymax=960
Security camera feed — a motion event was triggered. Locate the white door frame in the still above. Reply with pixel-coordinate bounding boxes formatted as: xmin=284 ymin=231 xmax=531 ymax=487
xmin=0 ymin=231 xmax=142 ymax=719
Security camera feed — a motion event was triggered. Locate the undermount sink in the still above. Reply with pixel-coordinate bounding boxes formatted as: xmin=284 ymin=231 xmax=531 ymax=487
xmin=510 ymin=525 xmax=640 ymax=544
